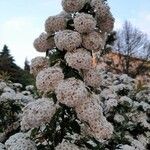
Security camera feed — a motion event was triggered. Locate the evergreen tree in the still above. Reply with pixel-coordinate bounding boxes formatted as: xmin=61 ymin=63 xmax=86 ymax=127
xmin=24 ymin=58 xmax=30 ymax=72
xmin=0 ymin=45 xmax=34 ymax=86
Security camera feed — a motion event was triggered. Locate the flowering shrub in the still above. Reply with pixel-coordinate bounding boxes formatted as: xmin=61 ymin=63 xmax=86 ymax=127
xmin=0 ymin=0 xmax=149 ymax=150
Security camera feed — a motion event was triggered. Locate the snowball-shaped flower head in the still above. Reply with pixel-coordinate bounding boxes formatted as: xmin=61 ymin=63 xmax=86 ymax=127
xmin=65 ymin=48 xmax=93 ymax=70
xmin=82 ymin=31 xmax=104 ymax=51
xmin=56 ymin=140 xmax=80 ymax=150
xmin=75 ymin=94 xmax=103 ymax=124
xmin=36 ymin=67 xmax=64 ymax=93
xmin=54 ymin=30 xmax=82 ymax=51
xmin=86 ymin=118 xmax=114 ymax=141
xmin=91 ymin=0 xmax=110 ymax=19
xmin=55 ymin=78 xmax=89 ymax=107
xmin=30 ymin=56 xmax=49 ymax=77
xmin=97 ymin=14 xmax=115 ymax=33
xmin=74 ymin=13 xmax=96 ymax=33
xmin=5 ymin=133 xmax=37 ymax=150
xmin=45 ymin=15 xmax=67 ymax=34
xmin=21 ymin=98 xmax=56 ymax=131
xmin=33 ymin=33 xmax=55 ymax=52
xmin=83 ymin=68 xmax=102 ymax=88
xmin=61 ymin=0 xmax=86 ymax=13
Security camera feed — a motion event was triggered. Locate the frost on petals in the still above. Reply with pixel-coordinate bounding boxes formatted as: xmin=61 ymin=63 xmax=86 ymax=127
xmin=21 ymin=98 xmax=56 ymax=131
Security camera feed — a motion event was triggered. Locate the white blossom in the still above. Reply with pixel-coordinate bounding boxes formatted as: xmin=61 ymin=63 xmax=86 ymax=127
xmin=45 ymin=15 xmax=67 ymax=34
xmin=56 ymin=78 xmax=89 ymax=107
xmin=65 ymin=48 xmax=93 ymax=70
xmin=61 ymin=0 xmax=86 ymax=13
xmin=74 ymin=13 xmax=96 ymax=33
xmin=21 ymin=98 xmax=57 ymax=131
xmin=83 ymin=68 xmax=102 ymax=88
xmin=54 ymin=30 xmax=82 ymax=51
xmin=33 ymin=32 xmax=55 ymax=52
xmin=114 ymin=113 xmax=125 ymax=123
xmin=5 ymin=133 xmax=37 ymax=150
xmin=36 ymin=67 xmax=64 ymax=93
xmin=116 ymin=144 xmax=135 ymax=150
xmin=82 ymin=31 xmax=104 ymax=51
xmin=30 ymin=57 xmax=49 ymax=77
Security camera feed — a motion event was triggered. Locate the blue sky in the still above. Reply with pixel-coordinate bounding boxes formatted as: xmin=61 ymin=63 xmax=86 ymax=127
xmin=0 ymin=0 xmax=150 ymax=68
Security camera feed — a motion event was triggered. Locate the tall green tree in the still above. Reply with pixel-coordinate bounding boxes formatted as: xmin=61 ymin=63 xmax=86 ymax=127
xmin=0 ymin=45 xmax=34 ymax=86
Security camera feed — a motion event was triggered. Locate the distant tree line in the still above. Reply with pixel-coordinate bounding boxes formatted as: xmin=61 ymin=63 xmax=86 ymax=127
xmin=0 ymin=45 xmax=34 ymax=87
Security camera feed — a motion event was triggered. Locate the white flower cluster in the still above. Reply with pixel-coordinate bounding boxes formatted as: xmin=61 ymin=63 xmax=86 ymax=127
xmin=91 ymin=0 xmax=110 ymax=18
xmin=82 ymin=31 xmax=104 ymax=51
xmin=76 ymin=94 xmax=114 ymax=141
xmin=0 ymin=143 xmax=5 ymax=150
xmin=97 ymin=14 xmax=115 ymax=33
xmin=65 ymin=48 xmax=93 ymax=70
xmin=75 ymin=94 xmax=103 ymax=123
xmin=5 ymin=133 xmax=37 ymax=150
xmin=91 ymin=0 xmax=114 ymax=33
xmin=36 ymin=67 xmax=64 ymax=93
xmin=0 ymin=81 xmax=35 ymax=105
xmin=30 ymin=56 xmax=49 ymax=76
xmin=56 ymin=78 xmax=89 ymax=107
xmin=61 ymin=0 xmax=86 ymax=13
xmin=55 ymin=140 xmax=80 ymax=150
xmin=54 ymin=30 xmax=82 ymax=51
xmin=45 ymin=15 xmax=67 ymax=34
xmin=33 ymin=32 xmax=55 ymax=52
xmin=74 ymin=13 xmax=96 ymax=33
xmin=83 ymin=68 xmax=102 ymax=88
xmin=21 ymin=98 xmax=56 ymax=131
